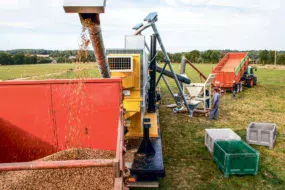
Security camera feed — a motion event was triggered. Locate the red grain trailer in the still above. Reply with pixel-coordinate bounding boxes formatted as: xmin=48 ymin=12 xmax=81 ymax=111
xmin=0 ymin=79 xmax=125 ymax=189
xmin=212 ymin=52 xmax=257 ymax=92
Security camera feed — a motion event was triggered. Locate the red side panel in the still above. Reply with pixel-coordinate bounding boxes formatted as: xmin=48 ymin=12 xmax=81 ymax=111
xmin=52 ymin=82 xmax=121 ymax=151
xmin=0 ymin=84 xmax=56 ymax=163
xmin=0 ymin=79 xmax=122 ymax=163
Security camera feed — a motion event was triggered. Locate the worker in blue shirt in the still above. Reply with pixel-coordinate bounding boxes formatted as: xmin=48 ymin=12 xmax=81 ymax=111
xmin=232 ymin=81 xmax=238 ymax=100
xmin=209 ymin=88 xmax=220 ymax=120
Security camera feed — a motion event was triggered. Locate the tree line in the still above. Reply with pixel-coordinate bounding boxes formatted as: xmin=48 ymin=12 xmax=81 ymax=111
xmin=0 ymin=50 xmax=96 ymax=65
xmin=157 ymin=50 xmax=285 ymax=65
xmin=0 ymin=49 xmax=285 ymax=65
xmin=0 ymin=53 xmax=38 ymax=65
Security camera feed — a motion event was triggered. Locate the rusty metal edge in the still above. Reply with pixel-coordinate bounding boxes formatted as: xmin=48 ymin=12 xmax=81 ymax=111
xmin=0 ymin=159 xmax=118 ymax=171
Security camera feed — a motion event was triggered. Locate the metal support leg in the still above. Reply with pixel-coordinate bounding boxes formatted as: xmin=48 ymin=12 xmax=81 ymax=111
xmin=138 ymin=119 xmax=155 ymax=155
xmin=144 ymin=41 xmax=179 ymax=106
xmin=151 ymin=22 xmax=192 ymax=116
xmin=161 ymin=75 xmax=176 ymax=104
xmin=156 ymin=63 xmax=168 ymax=87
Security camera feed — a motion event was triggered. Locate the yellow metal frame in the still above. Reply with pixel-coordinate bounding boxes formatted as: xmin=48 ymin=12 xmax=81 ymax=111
xmin=109 ymin=54 xmax=158 ymax=137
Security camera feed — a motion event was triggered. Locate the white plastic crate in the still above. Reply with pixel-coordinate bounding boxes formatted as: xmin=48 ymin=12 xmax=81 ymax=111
xmin=246 ymin=122 xmax=277 ymax=149
xmin=205 ymin=128 xmax=241 ymax=155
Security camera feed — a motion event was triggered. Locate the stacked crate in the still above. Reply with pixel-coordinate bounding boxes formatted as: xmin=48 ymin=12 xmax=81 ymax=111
xmin=205 ymin=128 xmax=259 ymax=177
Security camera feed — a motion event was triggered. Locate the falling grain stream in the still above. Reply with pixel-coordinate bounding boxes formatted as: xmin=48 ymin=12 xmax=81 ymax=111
xmin=0 ymin=21 xmax=115 ymax=190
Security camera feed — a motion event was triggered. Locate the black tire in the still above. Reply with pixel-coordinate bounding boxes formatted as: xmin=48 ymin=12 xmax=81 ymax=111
xmin=246 ymin=79 xmax=251 ymax=88
xmin=253 ymin=77 xmax=257 ymax=85
xmin=246 ymin=78 xmax=254 ymax=88
xmin=249 ymin=79 xmax=254 ymax=88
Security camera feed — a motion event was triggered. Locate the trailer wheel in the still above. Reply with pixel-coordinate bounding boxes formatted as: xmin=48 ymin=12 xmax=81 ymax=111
xmin=248 ymin=79 xmax=254 ymax=88
xmin=253 ymin=77 xmax=257 ymax=85
xmin=246 ymin=78 xmax=253 ymax=88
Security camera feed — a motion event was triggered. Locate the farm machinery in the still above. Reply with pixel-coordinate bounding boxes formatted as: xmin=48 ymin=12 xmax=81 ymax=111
xmin=0 ymin=0 xmax=193 ymax=189
xmin=212 ymin=52 xmax=257 ymax=92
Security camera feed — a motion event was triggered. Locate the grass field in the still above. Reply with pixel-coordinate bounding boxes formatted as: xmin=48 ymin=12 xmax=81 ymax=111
xmin=0 ymin=64 xmax=94 ymax=80
xmin=0 ymin=63 xmax=284 ymax=189
xmin=158 ymin=65 xmax=285 ymax=189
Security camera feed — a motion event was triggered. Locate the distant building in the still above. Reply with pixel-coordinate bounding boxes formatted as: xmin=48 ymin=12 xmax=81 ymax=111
xmin=68 ymin=56 xmax=77 ymax=60
xmin=37 ymin=54 xmax=50 ymax=58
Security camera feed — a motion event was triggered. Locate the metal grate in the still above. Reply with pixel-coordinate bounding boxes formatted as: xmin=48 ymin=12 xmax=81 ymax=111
xmin=108 ymin=56 xmax=133 ymax=72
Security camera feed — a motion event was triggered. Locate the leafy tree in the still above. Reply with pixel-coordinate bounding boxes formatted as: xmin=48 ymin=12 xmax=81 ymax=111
xmin=155 ymin=51 xmax=173 ymax=63
xmin=24 ymin=55 xmax=37 ymax=64
xmin=248 ymin=51 xmax=259 ymax=62
xmin=259 ymin=50 xmax=269 ymax=65
xmin=201 ymin=50 xmax=221 ymax=63
xmin=211 ymin=50 xmax=221 ymax=63
xmin=13 ymin=53 xmax=25 ymax=65
xmin=171 ymin=53 xmax=182 ymax=63
xmin=156 ymin=51 xmax=164 ymax=63
xmin=268 ymin=51 xmax=275 ymax=64
xmin=56 ymin=57 xmax=66 ymax=63
xmin=0 ymin=52 xmax=13 ymax=65
xmin=38 ymin=58 xmax=52 ymax=64
xmin=277 ymin=53 xmax=285 ymax=65
xmin=185 ymin=50 xmax=200 ymax=63
xmin=201 ymin=50 xmax=212 ymax=63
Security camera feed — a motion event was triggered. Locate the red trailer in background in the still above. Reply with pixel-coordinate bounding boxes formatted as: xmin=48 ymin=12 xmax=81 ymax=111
xmin=212 ymin=52 xmax=257 ymax=92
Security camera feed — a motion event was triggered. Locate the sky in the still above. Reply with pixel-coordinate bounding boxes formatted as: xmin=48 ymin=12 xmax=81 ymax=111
xmin=0 ymin=0 xmax=284 ymax=52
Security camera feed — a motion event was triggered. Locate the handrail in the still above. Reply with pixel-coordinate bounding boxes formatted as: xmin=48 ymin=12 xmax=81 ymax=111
xmin=0 ymin=159 xmax=116 ymax=171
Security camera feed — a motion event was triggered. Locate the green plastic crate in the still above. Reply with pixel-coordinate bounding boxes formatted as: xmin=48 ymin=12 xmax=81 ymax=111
xmin=213 ymin=140 xmax=259 ymax=177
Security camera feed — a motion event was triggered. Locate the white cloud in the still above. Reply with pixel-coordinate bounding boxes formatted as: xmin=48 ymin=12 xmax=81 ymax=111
xmin=163 ymin=0 xmax=282 ymax=11
xmin=0 ymin=0 xmax=284 ymax=51
xmin=0 ymin=21 xmax=34 ymax=29
xmin=163 ymin=0 xmax=178 ymax=6
xmin=0 ymin=0 xmax=19 ymax=6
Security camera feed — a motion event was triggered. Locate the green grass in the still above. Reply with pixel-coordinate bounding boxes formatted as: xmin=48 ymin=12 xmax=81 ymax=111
xmin=0 ymin=63 xmax=284 ymax=189
xmin=158 ymin=64 xmax=285 ymax=189
xmin=0 ymin=64 xmax=95 ymax=80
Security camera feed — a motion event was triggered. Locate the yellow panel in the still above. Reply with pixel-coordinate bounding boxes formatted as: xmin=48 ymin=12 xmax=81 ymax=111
xmin=123 ymin=100 xmax=140 ymax=112
xmin=122 ymin=75 xmax=135 ymax=88
xmin=126 ymin=113 xmax=142 ymax=137
xmin=109 ymin=54 xmax=157 ymax=138
xmin=124 ymin=112 xmax=137 ymax=120
xmin=126 ymin=112 xmax=159 ymax=138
